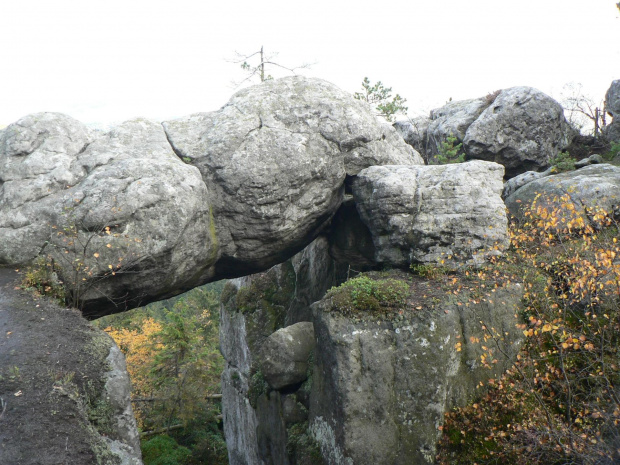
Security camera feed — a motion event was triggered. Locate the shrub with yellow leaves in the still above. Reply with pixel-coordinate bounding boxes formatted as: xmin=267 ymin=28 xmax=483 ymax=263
xmin=437 ymin=193 xmax=620 ymax=464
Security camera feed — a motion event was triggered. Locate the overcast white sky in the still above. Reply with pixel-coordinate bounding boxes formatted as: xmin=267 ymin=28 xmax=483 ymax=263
xmin=1 ymin=0 xmax=619 ymax=129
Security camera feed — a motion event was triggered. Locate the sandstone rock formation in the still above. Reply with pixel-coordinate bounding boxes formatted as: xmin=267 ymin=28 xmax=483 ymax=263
xmin=162 ymin=76 xmax=422 ymax=278
xmin=352 ymin=161 xmax=509 ymax=267
xmin=426 ymin=97 xmax=490 ymax=159
xmin=502 ymin=166 xmax=555 ymax=199
xmin=311 ymin=275 xmax=523 ymax=465
xmin=220 ymin=236 xmax=347 ymax=465
xmin=464 ymin=87 xmax=573 ymax=178
xmin=0 ymin=77 xmax=420 ymax=317
xmin=393 ymin=116 xmax=431 ymax=159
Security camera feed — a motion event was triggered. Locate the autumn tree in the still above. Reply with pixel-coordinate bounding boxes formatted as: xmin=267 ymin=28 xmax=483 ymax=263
xmin=99 ymin=283 xmax=227 ymax=464
xmin=438 ymin=195 xmax=620 ymax=464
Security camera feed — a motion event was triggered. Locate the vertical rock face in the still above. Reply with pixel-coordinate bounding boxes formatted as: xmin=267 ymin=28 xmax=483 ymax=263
xmin=604 ymin=80 xmax=620 ymax=143
xmin=103 ymin=345 xmax=143 ymax=465
xmin=463 ymin=87 xmax=572 ymax=178
xmin=605 ymin=80 xmax=620 ymax=118
xmin=352 ymin=161 xmax=509 ymax=267
xmin=310 ymin=278 xmax=523 ymax=465
xmin=220 ymin=251 xmax=525 ymax=465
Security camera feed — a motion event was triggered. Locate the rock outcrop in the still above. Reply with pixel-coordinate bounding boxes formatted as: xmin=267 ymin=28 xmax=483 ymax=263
xmin=0 ymin=77 xmax=421 ymax=317
xmin=393 ymin=116 xmax=431 ymax=160
xmin=219 ymin=240 xmax=524 ymax=465
xmin=162 ymin=76 xmax=422 ymax=278
xmin=502 ymin=166 xmax=555 ymax=199
xmin=352 ymin=161 xmax=509 ymax=267
xmin=464 ymin=87 xmax=573 ymax=178
xmin=604 ymin=80 xmax=620 ymax=143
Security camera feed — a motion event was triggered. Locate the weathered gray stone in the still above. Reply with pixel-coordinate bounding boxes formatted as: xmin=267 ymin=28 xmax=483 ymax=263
xmin=258 ymin=322 xmax=315 ymax=390
xmin=604 ymin=80 xmax=620 ymax=143
xmin=505 ymin=164 xmax=620 ymax=222
xmin=221 ymin=368 xmax=261 ymax=465
xmin=1 ymin=77 xmax=421 ymax=317
xmin=463 ymin=87 xmax=573 ymax=178
xmin=163 ymin=76 xmax=422 ymax=277
xmin=502 ymin=166 xmax=555 ymax=199
xmin=393 ymin=116 xmax=431 ymax=160
xmin=352 ymin=161 xmax=509 ymax=267
xmin=604 ymin=122 xmax=620 ymax=143
xmin=310 ymin=275 xmax=524 ymax=465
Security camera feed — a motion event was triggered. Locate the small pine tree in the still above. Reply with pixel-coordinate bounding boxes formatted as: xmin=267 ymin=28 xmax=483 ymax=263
xmin=353 ymin=77 xmax=408 ymax=122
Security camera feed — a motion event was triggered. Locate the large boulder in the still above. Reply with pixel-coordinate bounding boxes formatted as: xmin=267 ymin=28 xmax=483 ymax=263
xmin=162 ymin=76 xmax=423 ymax=277
xmin=0 ymin=113 xmax=98 ymax=264
xmin=352 ymin=160 xmax=509 ymax=267
xmin=309 ymin=271 xmax=524 ymax=465
xmin=505 ymin=164 xmax=620 ymax=222
xmin=463 ymin=87 xmax=573 ymax=178
xmin=1 ymin=115 xmax=218 ymax=317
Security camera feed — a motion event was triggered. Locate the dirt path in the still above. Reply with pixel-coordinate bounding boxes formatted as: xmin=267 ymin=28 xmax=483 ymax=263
xmin=0 ymin=267 xmax=113 ymax=464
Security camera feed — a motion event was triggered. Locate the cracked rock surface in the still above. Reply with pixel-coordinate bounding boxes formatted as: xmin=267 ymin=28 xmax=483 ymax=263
xmin=352 ymin=160 xmax=509 ymax=267
xmin=163 ymin=76 xmax=422 ymax=277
